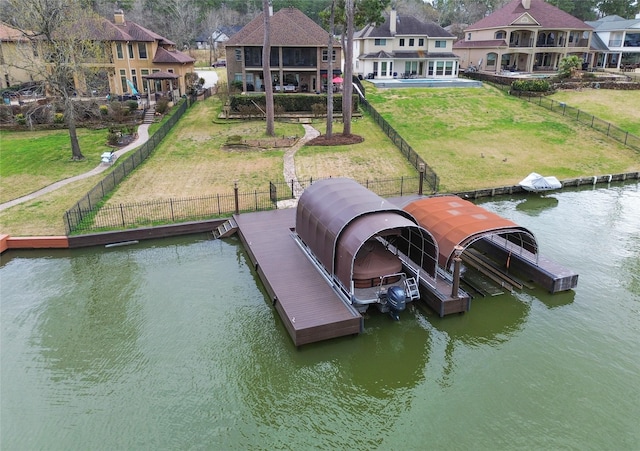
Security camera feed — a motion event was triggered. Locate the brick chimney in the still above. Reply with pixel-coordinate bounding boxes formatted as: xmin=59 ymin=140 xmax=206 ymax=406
xmin=114 ymin=9 xmax=125 ymax=24
xmin=521 ymin=0 xmax=531 ymax=9
xmin=390 ymin=9 xmax=397 ymax=34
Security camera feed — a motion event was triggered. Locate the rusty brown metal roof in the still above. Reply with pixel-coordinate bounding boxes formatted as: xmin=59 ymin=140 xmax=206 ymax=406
xmin=403 ymin=195 xmax=537 ymax=268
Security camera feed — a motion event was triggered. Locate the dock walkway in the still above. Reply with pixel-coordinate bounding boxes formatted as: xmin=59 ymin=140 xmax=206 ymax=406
xmin=234 ymin=208 xmax=362 ymax=346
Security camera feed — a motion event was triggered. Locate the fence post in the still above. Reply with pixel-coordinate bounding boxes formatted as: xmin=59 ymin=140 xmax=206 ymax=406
xmin=234 ymin=181 xmax=239 ymax=215
xmin=418 ymin=163 xmax=425 ymax=195
xmin=120 ymin=204 xmax=126 ymax=227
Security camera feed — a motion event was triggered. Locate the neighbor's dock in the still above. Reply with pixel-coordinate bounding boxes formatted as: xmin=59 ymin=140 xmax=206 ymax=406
xmin=234 ymin=209 xmax=363 ymax=346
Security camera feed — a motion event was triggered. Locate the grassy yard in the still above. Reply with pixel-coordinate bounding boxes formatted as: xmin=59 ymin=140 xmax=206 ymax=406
xmin=548 ymin=88 xmax=640 ymax=136
xmin=2 ymin=85 xmax=639 ymax=236
xmin=365 ymin=83 xmax=640 ymax=192
xmin=0 ymin=128 xmax=112 ymax=203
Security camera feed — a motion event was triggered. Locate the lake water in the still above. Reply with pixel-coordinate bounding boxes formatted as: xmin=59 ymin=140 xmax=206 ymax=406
xmin=1 ymin=182 xmax=639 ymax=450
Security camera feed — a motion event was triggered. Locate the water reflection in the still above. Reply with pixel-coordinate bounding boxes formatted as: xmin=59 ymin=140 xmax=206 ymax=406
xmin=37 ymin=249 xmax=144 ymax=386
xmin=515 ymin=195 xmax=559 ymax=216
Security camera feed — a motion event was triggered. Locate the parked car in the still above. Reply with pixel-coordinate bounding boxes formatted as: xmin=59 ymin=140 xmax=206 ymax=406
xmin=212 ymin=60 xmax=226 ymax=67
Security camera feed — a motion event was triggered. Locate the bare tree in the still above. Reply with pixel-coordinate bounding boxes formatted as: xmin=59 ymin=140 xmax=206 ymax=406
xmin=9 ymin=0 xmax=109 ymax=160
xmin=342 ymin=0 xmax=354 ymax=136
xmin=262 ymin=0 xmax=275 ymax=136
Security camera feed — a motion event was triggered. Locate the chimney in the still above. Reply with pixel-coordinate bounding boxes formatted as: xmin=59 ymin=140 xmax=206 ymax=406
xmin=521 ymin=0 xmax=531 ymax=9
xmin=114 ymin=9 xmax=125 ymax=24
xmin=390 ymin=9 xmax=397 ymax=34
xmin=268 ymin=5 xmax=273 ymax=16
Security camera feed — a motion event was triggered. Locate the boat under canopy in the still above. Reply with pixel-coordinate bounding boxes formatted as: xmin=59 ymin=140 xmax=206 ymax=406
xmin=518 ymin=172 xmax=562 ymax=193
xmin=295 ymin=178 xmax=439 ymax=317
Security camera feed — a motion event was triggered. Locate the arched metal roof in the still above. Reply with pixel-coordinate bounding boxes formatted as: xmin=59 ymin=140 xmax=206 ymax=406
xmin=296 ymin=178 xmax=438 ymax=288
xmin=403 ymin=195 xmax=538 ymax=268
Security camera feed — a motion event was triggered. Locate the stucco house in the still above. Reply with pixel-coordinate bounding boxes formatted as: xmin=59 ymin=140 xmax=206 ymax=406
xmin=586 ymin=15 xmax=640 ymax=70
xmin=453 ymin=0 xmax=593 ymax=73
xmin=224 ymin=7 xmax=341 ymax=93
xmin=2 ymin=11 xmax=195 ymax=99
xmin=98 ymin=10 xmax=196 ymax=99
xmin=0 ymin=22 xmax=42 ymax=89
xmin=353 ymin=9 xmax=459 ymax=79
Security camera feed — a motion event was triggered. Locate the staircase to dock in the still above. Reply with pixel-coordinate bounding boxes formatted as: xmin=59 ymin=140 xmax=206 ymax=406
xmin=213 ymin=218 xmax=238 ymax=239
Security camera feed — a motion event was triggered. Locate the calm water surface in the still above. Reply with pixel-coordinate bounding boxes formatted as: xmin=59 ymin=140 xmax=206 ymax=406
xmin=1 ymin=183 xmax=639 ymax=450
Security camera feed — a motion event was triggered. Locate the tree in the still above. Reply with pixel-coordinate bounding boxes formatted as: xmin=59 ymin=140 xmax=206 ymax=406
xmin=597 ymin=0 xmax=639 ymax=18
xmin=8 ymin=0 xmax=109 ymax=160
xmin=547 ymin=0 xmax=597 ymax=21
xmin=262 ymin=0 xmax=275 ymax=136
xmin=326 ymin=0 xmax=336 ymax=139
xmin=558 ymin=55 xmax=582 ymax=78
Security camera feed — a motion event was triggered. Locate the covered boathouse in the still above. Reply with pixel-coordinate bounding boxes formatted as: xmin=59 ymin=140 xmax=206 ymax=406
xmin=402 ymin=195 xmax=579 ymax=294
xmin=294 ymin=178 xmax=440 ymax=318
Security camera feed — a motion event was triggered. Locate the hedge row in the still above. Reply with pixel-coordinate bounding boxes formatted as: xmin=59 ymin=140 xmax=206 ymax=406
xmin=229 ymin=94 xmax=358 ymax=113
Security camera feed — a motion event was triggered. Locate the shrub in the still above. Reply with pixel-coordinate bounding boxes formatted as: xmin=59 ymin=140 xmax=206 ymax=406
xmin=311 ymin=103 xmax=325 ymax=117
xmin=100 ymin=104 xmax=109 ymax=115
xmin=54 ymin=112 xmax=64 ymax=123
xmin=511 ymin=79 xmax=551 ymax=92
xmin=15 ymin=113 xmax=26 ymax=125
xmin=127 ymin=100 xmax=139 ymax=112
xmin=155 ymin=98 xmax=170 ymax=114
xmin=107 ymin=132 xmax=120 ymax=146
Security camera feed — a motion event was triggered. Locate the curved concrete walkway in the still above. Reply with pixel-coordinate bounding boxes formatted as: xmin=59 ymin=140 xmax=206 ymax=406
xmin=0 ymin=123 xmax=151 ymax=212
xmin=1 ymin=121 xmax=316 ymax=212
xmin=277 ymin=123 xmax=319 ymax=209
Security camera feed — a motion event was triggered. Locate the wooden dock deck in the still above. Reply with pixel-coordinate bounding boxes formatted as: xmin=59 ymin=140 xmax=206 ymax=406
xmin=234 ymin=209 xmax=363 ymax=346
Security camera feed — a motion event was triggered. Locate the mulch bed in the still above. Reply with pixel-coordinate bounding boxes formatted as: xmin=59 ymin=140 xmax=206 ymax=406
xmin=306 ymin=133 xmax=364 ymax=146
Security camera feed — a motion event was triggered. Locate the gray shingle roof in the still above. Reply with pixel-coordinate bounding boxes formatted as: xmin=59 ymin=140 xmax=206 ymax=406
xmin=356 ymin=14 xmax=454 ymax=38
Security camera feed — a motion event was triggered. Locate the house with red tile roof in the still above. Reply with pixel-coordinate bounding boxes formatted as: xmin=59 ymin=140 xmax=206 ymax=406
xmin=224 ymin=7 xmax=341 ymax=93
xmin=353 ymin=9 xmax=459 ymax=79
xmin=2 ymin=10 xmax=195 ymax=99
xmin=453 ymin=0 xmax=593 ymax=73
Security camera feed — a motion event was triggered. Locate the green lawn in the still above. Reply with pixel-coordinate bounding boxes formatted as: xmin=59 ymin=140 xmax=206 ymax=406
xmin=365 ymin=83 xmax=640 ymax=192
xmin=0 ymin=128 xmax=111 ymax=203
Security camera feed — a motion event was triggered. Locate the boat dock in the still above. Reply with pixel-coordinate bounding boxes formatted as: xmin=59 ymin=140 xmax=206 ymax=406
xmin=233 ymin=209 xmax=363 ymax=346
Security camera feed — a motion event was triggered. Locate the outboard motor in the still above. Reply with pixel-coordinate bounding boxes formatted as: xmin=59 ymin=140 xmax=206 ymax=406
xmin=386 ymin=286 xmax=407 ymax=321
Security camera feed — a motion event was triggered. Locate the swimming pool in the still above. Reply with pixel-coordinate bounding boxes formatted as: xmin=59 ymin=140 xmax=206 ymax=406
xmin=367 ymin=78 xmax=482 ymax=88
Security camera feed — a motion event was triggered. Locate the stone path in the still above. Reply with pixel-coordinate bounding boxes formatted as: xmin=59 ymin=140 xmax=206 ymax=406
xmin=0 ymin=123 xmax=151 ymax=212
xmin=1 ymin=121 xmax=318 ymax=212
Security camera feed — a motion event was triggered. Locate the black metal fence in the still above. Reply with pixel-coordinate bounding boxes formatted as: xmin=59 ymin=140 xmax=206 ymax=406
xmin=479 ymin=78 xmax=640 ymax=153
xmin=358 ymin=98 xmax=440 ymax=193
xmin=63 ymin=96 xmax=196 ymax=234
xmin=510 ymin=92 xmax=640 ymax=152
xmin=69 ymin=176 xmax=423 ymax=234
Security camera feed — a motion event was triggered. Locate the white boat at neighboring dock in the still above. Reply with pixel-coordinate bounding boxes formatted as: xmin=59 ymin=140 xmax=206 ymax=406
xmin=518 ymin=172 xmax=562 ymax=193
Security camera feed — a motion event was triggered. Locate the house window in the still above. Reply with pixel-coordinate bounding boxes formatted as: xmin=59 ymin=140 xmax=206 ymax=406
xmin=467 ymin=33 xmax=471 ymax=41
xmin=128 ymin=43 xmax=134 ymax=59
xmin=374 ymin=39 xmax=386 ymax=46
xmin=141 ymin=69 xmax=149 ymax=92
xmin=409 ymin=38 xmax=415 ymax=46
xmin=445 ymin=61 xmax=453 ymax=75
xmin=419 ymin=38 xmax=424 ymax=46
xmin=495 ymin=31 xmax=506 ymax=39
xmin=381 ymin=61 xmax=387 ymax=76
xmin=435 ymin=40 xmax=446 ymax=48
xmin=138 ymin=43 xmax=147 ymax=59
xmin=487 ymin=52 xmax=497 ymax=67
xmin=399 ymin=38 xmax=405 ymax=46
xmin=322 ymin=49 xmax=336 ymax=62
xmin=428 ymin=61 xmax=434 ymax=76
xmin=120 ymin=69 xmax=127 ymax=92
xmin=235 ymin=49 xmax=242 ymax=61
xmin=131 ymin=69 xmax=138 ymax=91
xmin=116 ymin=43 xmax=123 ymax=59
xmin=405 ymin=61 xmax=417 ymax=74
xmin=436 ymin=61 xmax=444 ymax=76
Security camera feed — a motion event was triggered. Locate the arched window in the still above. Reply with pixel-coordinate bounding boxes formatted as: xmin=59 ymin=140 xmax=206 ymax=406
xmin=495 ymin=30 xmax=506 ymax=40
xmin=486 ymin=52 xmax=498 ymax=67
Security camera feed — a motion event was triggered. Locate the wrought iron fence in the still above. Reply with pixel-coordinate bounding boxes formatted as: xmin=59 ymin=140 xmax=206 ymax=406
xmin=359 ymin=98 xmax=440 ymax=193
xmin=63 ymin=97 xmax=196 ymax=234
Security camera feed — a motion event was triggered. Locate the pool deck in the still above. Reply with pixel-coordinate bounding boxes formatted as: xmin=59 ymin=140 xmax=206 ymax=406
xmin=368 ymin=77 xmax=482 ymax=88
